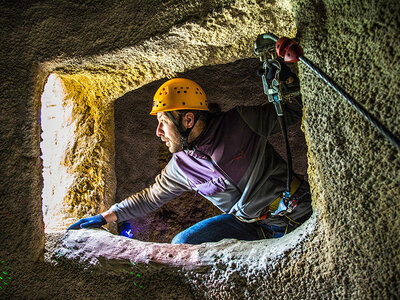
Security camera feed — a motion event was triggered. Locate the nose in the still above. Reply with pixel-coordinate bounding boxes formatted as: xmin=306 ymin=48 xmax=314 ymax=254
xmin=156 ymin=122 xmax=164 ymax=137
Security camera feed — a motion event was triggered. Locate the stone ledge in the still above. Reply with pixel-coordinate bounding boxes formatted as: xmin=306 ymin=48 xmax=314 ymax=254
xmin=52 ymin=213 xmax=317 ymax=275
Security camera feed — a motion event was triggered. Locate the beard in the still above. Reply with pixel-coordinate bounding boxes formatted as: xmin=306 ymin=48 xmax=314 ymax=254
xmin=167 ymin=140 xmax=182 ymax=153
xmin=162 ymin=137 xmax=182 ymax=153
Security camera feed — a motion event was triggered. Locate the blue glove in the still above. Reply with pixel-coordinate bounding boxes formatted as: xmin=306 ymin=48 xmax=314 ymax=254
xmin=67 ymin=214 xmax=107 ymax=230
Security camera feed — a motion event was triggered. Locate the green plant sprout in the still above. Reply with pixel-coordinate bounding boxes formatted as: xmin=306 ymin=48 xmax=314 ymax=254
xmin=0 ymin=260 xmax=11 ymax=290
xmin=121 ymin=264 xmax=144 ymax=290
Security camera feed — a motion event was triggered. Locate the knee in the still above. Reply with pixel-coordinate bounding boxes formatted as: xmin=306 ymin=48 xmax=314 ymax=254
xmin=171 ymin=214 xmax=234 ymax=245
xmin=171 ymin=230 xmax=193 ymax=244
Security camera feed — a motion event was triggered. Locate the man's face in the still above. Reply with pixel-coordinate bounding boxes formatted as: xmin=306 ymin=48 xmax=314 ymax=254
xmin=156 ymin=112 xmax=182 ymax=153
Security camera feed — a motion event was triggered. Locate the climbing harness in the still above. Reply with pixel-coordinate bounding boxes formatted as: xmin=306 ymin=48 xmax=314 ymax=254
xmin=233 ymin=176 xmax=302 ymax=223
xmin=255 ymin=32 xmax=400 ymax=152
xmin=253 ymin=34 xmax=301 ymax=218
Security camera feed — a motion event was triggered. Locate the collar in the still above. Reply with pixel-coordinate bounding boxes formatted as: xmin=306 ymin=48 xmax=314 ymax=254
xmin=185 ymin=112 xmax=221 ymax=158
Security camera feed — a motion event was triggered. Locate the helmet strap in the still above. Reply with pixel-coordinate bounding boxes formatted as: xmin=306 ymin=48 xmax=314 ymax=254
xmin=166 ymin=111 xmax=200 ymax=151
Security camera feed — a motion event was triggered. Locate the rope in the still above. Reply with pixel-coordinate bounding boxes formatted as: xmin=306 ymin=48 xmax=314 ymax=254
xmin=299 ymin=56 xmax=400 ymax=152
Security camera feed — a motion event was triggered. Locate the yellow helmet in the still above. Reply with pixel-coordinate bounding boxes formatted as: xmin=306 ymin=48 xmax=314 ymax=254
xmin=150 ymin=78 xmax=209 ymax=115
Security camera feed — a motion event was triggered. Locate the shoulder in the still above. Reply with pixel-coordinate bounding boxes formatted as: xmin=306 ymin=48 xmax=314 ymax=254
xmin=236 ymin=104 xmax=272 ymax=117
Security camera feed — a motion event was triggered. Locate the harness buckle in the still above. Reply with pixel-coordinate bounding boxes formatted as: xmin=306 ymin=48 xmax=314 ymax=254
xmin=271 ymin=191 xmax=298 ymax=216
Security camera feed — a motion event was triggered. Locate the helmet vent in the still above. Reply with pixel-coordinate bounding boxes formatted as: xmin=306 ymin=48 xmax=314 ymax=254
xmin=182 ymin=102 xmax=186 ymax=105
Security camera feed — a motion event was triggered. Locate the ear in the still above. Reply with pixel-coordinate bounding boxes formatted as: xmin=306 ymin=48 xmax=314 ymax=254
xmin=182 ymin=112 xmax=195 ymax=129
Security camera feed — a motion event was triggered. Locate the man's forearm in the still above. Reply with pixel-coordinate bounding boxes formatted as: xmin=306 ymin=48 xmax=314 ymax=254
xmin=101 ymin=210 xmax=117 ymax=223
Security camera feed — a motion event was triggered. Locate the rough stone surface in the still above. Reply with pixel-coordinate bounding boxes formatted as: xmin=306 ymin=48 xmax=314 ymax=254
xmin=292 ymin=0 xmax=400 ymax=298
xmin=0 ymin=0 xmax=399 ymax=299
xmin=50 ymin=215 xmax=316 ymax=299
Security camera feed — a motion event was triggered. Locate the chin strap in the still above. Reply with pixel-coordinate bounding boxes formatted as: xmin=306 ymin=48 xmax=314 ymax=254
xmin=166 ymin=111 xmax=200 ymax=151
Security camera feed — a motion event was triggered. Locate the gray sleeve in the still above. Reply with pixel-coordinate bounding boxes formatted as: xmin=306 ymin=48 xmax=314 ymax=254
xmin=236 ymin=99 xmax=303 ymax=137
xmin=109 ymin=157 xmax=191 ymax=222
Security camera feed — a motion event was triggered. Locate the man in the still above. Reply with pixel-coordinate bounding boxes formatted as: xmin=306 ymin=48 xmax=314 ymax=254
xmin=68 ymin=78 xmax=312 ymax=244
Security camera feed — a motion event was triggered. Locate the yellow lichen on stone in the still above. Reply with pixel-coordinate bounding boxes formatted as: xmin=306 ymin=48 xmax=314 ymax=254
xmin=58 ymin=71 xmax=126 ymax=217
xmin=56 ymin=59 xmax=157 ymax=218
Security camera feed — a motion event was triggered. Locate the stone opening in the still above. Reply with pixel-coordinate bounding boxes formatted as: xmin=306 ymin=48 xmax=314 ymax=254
xmin=37 ymin=31 xmax=313 ymax=297
xmin=40 ymin=58 xmax=309 ymax=243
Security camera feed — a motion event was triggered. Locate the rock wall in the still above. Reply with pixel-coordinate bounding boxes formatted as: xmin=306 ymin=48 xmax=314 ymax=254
xmin=292 ymin=0 xmax=400 ymax=297
xmin=0 ymin=0 xmax=398 ymax=299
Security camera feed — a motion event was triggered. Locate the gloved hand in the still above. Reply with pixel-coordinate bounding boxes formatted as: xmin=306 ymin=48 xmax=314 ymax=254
xmin=67 ymin=214 xmax=107 ymax=231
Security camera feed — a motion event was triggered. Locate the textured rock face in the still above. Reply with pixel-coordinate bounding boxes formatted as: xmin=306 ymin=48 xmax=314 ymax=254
xmin=292 ymin=1 xmax=400 ymax=298
xmin=0 ymin=0 xmax=399 ymax=299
